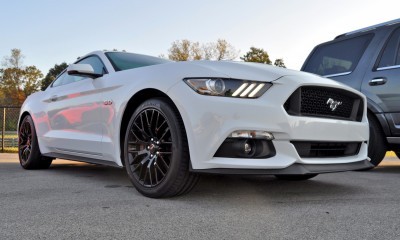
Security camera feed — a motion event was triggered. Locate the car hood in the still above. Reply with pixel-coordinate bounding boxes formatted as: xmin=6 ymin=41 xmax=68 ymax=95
xmin=185 ymin=60 xmax=316 ymax=82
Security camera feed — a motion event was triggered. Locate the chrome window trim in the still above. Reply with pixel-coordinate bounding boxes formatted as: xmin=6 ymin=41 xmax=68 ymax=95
xmin=377 ymin=65 xmax=400 ymax=71
xmin=323 ymin=71 xmax=352 ymax=78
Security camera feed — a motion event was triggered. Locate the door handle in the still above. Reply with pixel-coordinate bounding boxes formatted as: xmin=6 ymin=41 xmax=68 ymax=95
xmin=50 ymin=95 xmax=58 ymax=102
xmin=369 ymin=78 xmax=387 ymax=86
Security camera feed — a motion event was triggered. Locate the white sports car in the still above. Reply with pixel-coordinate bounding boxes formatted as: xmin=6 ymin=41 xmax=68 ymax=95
xmin=18 ymin=51 xmax=372 ymax=198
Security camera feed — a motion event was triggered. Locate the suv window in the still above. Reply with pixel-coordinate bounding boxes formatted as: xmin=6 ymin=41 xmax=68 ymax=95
xmin=377 ymin=28 xmax=400 ymax=69
xmin=52 ymin=56 xmax=106 ymax=87
xmin=303 ymin=34 xmax=373 ymax=76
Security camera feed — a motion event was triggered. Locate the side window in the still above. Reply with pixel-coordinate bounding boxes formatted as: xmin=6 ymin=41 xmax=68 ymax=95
xmin=303 ymin=34 xmax=373 ymax=76
xmin=52 ymin=71 xmax=84 ymax=87
xmin=51 ymin=72 xmax=66 ymax=87
xmin=51 ymin=56 xmax=106 ymax=87
xmin=77 ymin=56 xmax=106 ymax=74
xmin=377 ymin=28 xmax=400 ymax=69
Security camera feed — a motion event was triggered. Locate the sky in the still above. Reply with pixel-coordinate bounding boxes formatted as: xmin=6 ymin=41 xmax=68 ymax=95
xmin=1 ymin=0 xmax=399 ymax=75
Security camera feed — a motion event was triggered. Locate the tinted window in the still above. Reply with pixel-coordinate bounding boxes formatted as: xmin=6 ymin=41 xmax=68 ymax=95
xmin=105 ymin=52 xmax=170 ymax=71
xmin=51 ymin=56 xmax=106 ymax=87
xmin=77 ymin=56 xmax=106 ymax=74
xmin=378 ymin=28 xmax=400 ymax=69
xmin=52 ymin=71 xmax=84 ymax=87
xmin=303 ymin=34 xmax=373 ymax=76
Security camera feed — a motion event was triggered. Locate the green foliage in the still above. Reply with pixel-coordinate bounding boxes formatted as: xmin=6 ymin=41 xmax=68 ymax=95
xmin=41 ymin=62 xmax=68 ymax=90
xmin=274 ymin=58 xmax=286 ymax=68
xmin=0 ymin=49 xmax=43 ymax=106
xmin=240 ymin=47 xmax=272 ymax=64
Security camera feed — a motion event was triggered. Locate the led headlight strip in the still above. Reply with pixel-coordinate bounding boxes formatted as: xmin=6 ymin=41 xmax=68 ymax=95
xmin=184 ymin=78 xmax=272 ymax=98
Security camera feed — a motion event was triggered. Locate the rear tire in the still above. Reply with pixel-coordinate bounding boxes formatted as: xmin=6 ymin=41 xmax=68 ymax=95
xmin=18 ymin=115 xmax=52 ymax=169
xmin=367 ymin=112 xmax=386 ymax=167
xmin=275 ymin=174 xmax=318 ymax=181
xmin=123 ymin=98 xmax=199 ymax=198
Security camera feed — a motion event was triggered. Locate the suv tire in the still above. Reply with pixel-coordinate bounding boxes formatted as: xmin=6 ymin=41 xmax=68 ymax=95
xmin=367 ymin=112 xmax=386 ymax=167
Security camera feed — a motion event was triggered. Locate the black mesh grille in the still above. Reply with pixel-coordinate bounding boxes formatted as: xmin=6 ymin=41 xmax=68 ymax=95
xmin=284 ymin=86 xmax=363 ymax=121
xmin=291 ymin=141 xmax=361 ymax=158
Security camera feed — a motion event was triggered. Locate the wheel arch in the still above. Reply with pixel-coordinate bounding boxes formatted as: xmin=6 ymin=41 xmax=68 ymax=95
xmin=119 ymin=88 xmax=189 ymax=166
xmin=18 ymin=111 xmax=31 ymax=131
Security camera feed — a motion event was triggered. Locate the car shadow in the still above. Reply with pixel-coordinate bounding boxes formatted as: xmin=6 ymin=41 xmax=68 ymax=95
xmin=10 ymin=159 xmax=399 ymax=202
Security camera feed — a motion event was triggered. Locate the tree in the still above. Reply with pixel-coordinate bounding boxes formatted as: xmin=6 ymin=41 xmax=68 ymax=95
xmin=274 ymin=58 xmax=286 ymax=68
xmin=2 ymin=48 xmax=24 ymax=69
xmin=240 ymin=47 xmax=272 ymax=64
xmin=0 ymin=49 xmax=43 ymax=106
xmin=214 ymin=39 xmax=238 ymax=60
xmin=41 ymin=62 xmax=68 ymax=90
xmin=168 ymin=39 xmax=192 ymax=61
xmin=167 ymin=39 xmax=239 ymax=61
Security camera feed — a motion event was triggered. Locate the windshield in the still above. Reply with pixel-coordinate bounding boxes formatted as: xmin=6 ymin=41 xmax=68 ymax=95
xmin=105 ymin=52 xmax=170 ymax=71
xmin=302 ymin=34 xmax=373 ymax=77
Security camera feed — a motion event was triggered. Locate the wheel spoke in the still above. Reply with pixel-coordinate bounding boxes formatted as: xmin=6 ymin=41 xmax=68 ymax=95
xmin=144 ymin=110 xmax=153 ymax=137
xmin=157 ymin=155 xmax=170 ymax=170
xmin=133 ymin=122 xmax=150 ymax=140
xmin=159 ymin=127 xmax=170 ymax=142
xmin=129 ymin=130 xmax=147 ymax=144
xmin=155 ymin=162 xmax=166 ymax=177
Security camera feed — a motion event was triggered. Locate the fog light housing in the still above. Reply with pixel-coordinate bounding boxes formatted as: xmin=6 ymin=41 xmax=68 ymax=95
xmin=214 ymin=138 xmax=276 ymax=159
xmin=229 ymin=130 xmax=274 ymax=140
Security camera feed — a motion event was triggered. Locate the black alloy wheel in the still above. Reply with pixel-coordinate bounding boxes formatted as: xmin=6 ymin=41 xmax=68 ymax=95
xmin=18 ymin=115 xmax=52 ymax=169
xmin=19 ymin=119 xmax=33 ymax=164
xmin=124 ymin=98 xmax=199 ymax=198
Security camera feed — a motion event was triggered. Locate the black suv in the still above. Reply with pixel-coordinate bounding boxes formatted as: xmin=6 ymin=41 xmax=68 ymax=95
xmin=302 ymin=19 xmax=400 ymax=167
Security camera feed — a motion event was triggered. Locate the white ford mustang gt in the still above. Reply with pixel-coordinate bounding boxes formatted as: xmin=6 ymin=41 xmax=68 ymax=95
xmin=18 ymin=51 xmax=372 ymax=198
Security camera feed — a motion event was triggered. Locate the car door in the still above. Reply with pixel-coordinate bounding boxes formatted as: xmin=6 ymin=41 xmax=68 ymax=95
xmin=41 ymin=56 xmax=107 ymax=157
xmin=361 ymin=27 xmax=400 ymax=136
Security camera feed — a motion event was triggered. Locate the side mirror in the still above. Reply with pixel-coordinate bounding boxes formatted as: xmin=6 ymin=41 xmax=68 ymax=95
xmin=67 ymin=64 xmax=103 ymax=78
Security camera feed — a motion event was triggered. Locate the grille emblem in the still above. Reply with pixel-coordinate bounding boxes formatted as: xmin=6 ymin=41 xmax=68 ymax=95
xmin=326 ymin=98 xmax=342 ymax=111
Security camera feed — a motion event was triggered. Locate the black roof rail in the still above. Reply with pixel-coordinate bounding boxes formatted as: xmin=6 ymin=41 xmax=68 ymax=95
xmin=334 ymin=18 xmax=400 ymax=39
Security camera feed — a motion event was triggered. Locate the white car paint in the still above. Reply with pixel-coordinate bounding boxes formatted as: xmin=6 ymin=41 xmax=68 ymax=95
xmin=19 ymin=51 xmax=369 ymax=171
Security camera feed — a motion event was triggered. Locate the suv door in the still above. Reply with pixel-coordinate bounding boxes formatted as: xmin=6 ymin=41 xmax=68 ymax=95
xmin=362 ymin=27 xmax=400 ymax=136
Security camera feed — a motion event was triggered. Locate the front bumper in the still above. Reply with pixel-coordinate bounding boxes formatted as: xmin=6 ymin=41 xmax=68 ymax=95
xmin=191 ymin=159 xmax=373 ymax=174
xmin=167 ymin=75 xmax=369 ymax=171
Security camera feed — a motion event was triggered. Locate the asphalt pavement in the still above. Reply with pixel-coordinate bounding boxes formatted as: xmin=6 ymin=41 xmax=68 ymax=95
xmin=1 ymin=153 xmax=400 ymax=240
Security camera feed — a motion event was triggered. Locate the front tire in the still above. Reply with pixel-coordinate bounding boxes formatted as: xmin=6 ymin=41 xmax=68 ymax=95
xmin=123 ymin=98 xmax=199 ymax=198
xmin=18 ymin=115 xmax=52 ymax=169
xmin=275 ymin=174 xmax=318 ymax=181
xmin=367 ymin=112 xmax=387 ymax=167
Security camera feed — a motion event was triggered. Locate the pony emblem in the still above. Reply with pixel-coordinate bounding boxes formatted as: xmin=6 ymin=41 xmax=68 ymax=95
xmin=326 ymin=98 xmax=342 ymax=111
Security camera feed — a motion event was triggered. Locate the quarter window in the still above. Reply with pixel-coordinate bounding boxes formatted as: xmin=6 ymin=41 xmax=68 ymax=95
xmin=377 ymin=28 xmax=400 ymax=69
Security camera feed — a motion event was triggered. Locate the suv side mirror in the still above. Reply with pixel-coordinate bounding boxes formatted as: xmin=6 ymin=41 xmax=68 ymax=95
xmin=67 ymin=64 xmax=103 ymax=78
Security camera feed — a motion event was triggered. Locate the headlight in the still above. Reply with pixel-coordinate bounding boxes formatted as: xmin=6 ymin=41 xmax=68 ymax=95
xmin=183 ymin=78 xmax=272 ymax=98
